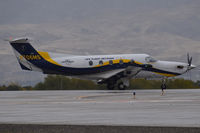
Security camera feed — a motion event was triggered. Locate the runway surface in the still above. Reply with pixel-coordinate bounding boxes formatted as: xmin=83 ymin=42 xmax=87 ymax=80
xmin=0 ymin=89 xmax=200 ymax=127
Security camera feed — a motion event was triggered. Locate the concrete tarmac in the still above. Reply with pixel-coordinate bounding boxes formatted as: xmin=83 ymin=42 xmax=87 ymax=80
xmin=0 ymin=89 xmax=200 ymax=127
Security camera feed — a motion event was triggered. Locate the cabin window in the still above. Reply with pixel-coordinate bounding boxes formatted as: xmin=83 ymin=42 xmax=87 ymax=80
xmin=145 ymin=56 xmax=157 ymax=63
xmin=89 ymin=60 xmax=93 ymax=66
xmin=119 ymin=59 xmax=123 ymax=65
xmin=99 ymin=60 xmax=103 ymax=65
xmin=109 ymin=60 xmax=113 ymax=65
xmin=130 ymin=59 xmax=135 ymax=64
xmin=177 ymin=65 xmax=184 ymax=69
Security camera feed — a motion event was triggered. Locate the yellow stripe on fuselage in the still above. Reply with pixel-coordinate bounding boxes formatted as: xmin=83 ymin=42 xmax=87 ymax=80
xmin=38 ymin=51 xmax=61 ymax=66
xmin=94 ymin=59 xmax=177 ymax=77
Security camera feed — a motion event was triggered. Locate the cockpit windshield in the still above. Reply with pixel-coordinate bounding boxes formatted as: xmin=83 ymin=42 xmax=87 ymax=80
xmin=145 ymin=56 xmax=157 ymax=63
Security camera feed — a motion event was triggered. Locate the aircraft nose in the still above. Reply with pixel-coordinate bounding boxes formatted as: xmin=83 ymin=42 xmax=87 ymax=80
xmin=190 ymin=64 xmax=196 ymax=69
xmin=186 ymin=64 xmax=196 ymax=71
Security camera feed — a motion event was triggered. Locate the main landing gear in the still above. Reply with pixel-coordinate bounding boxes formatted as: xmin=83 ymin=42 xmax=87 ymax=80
xmin=107 ymin=83 xmax=115 ymax=90
xmin=117 ymin=82 xmax=127 ymax=90
xmin=106 ymin=79 xmax=116 ymax=90
xmin=106 ymin=79 xmax=128 ymax=90
xmin=107 ymin=82 xmax=127 ymax=90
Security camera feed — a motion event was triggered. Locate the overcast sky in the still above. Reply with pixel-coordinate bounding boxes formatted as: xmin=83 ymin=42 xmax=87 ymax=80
xmin=0 ymin=0 xmax=191 ymax=24
xmin=0 ymin=0 xmax=200 ymax=85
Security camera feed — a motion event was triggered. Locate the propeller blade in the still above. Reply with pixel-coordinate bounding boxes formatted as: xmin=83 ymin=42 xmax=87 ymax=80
xmin=190 ymin=57 xmax=193 ymax=65
xmin=187 ymin=53 xmax=192 ymax=66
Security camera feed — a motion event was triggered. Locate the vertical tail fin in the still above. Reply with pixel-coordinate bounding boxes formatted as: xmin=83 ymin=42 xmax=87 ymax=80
xmin=9 ymin=38 xmax=43 ymax=72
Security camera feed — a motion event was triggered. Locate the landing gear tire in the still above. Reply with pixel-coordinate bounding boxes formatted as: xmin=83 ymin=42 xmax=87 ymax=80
xmin=107 ymin=84 xmax=115 ymax=90
xmin=118 ymin=82 xmax=126 ymax=90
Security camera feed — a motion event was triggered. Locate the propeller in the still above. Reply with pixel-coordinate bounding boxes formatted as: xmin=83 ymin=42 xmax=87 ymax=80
xmin=186 ymin=53 xmax=195 ymax=80
xmin=187 ymin=53 xmax=193 ymax=67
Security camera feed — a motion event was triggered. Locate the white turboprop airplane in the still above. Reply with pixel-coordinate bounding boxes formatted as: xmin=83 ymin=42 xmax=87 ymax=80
xmin=9 ymin=38 xmax=196 ymax=90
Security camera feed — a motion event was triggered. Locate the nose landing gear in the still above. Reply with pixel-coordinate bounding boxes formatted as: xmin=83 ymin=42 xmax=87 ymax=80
xmin=161 ymin=79 xmax=167 ymax=96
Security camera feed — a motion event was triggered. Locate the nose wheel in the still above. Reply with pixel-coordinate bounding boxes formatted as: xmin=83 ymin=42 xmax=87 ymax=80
xmin=161 ymin=79 xmax=167 ymax=96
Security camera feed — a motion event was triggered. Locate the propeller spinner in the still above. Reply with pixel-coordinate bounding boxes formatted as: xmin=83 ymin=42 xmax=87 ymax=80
xmin=187 ymin=53 xmax=195 ymax=71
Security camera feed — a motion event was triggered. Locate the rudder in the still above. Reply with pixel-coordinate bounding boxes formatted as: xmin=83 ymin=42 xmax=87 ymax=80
xmin=9 ymin=38 xmax=43 ymax=72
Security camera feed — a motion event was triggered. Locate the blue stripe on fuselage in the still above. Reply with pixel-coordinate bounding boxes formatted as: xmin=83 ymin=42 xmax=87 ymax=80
xmin=42 ymin=61 xmax=180 ymax=76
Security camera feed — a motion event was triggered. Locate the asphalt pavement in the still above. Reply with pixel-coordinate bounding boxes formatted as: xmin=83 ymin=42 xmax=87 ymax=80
xmin=0 ymin=89 xmax=200 ymax=127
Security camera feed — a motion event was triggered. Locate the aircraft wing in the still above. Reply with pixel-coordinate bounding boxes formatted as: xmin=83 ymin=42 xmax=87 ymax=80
xmin=97 ymin=66 xmax=143 ymax=84
xmin=96 ymin=68 xmax=126 ymax=79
